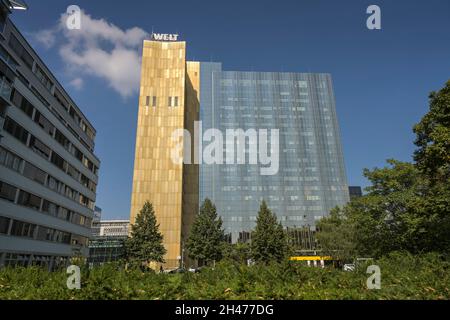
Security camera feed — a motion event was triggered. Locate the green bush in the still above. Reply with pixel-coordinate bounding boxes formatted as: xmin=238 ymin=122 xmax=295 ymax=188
xmin=0 ymin=252 xmax=448 ymax=300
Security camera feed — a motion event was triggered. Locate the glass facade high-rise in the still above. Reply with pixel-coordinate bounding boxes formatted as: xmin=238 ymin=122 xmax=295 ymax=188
xmin=198 ymin=63 xmax=349 ymax=242
xmin=130 ymin=36 xmax=349 ymax=267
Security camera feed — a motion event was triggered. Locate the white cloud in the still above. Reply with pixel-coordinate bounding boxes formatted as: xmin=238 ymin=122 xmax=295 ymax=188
xmin=34 ymin=10 xmax=148 ymax=99
xmin=33 ymin=29 xmax=56 ymax=48
xmin=69 ymin=77 xmax=83 ymax=90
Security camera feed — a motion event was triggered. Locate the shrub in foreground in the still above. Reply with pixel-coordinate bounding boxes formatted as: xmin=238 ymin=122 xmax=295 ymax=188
xmin=0 ymin=252 xmax=448 ymax=300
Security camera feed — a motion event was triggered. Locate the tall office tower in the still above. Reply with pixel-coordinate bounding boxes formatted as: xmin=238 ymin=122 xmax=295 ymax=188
xmin=198 ymin=63 xmax=349 ymax=242
xmin=131 ymin=35 xmax=349 ymax=266
xmin=0 ymin=3 xmax=100 ymax=270
xmin=130 ymin=38 xmax=199 ymax=268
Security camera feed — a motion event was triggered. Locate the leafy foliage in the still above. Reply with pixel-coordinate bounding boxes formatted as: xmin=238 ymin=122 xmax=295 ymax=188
xmin=316 ymin=207 xmax=356 ymax=262
xmin=125 ymin=201 xmax=166 ymax=265
xmin=317 ymin=80 xmax=450 ymax=258
xmin=186 ymin=198 xmax=225 ymax=265
xmin=0 ymin=253 xmax=448 ymax=300
xmin=413 ymin=80 xmax=450 ymax=183
xmin=251 ymin=200 xmax=288 ymax=264
xmin=222 ymin=242 xmax=251 ymax=265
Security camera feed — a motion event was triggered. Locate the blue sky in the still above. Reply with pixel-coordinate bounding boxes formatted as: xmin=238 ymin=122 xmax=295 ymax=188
xmin=10 ymin=0 xmax=450 ymax=219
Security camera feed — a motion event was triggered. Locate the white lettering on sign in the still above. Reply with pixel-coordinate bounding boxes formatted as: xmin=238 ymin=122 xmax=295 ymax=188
xmin=151 ymin=33 xmax=179 ymax=41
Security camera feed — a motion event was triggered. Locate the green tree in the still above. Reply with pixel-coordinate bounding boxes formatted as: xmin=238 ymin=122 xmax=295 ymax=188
xmin=316 ymin=80 xmax=450 ymax=258
xmin=125 ymin=201 xmax=166 ymax=266
xmin=316 ymin=207 xmax=356 ymax=262
xmin=186 ymin=198 xmax=225 ymax=265
xmin=251 ymin=200 xmax=288 ymax=264
xmin=222 ymin=242 xmax=251 ymax=265
xmin=412 ymin=80 xmax=450 ymax=249
xmin=413 ymin=80 xmax=450 ymax=183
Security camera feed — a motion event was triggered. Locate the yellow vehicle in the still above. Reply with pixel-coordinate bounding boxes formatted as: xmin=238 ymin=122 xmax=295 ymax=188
xmin=289 ymin=256 xmax=334 ymax=268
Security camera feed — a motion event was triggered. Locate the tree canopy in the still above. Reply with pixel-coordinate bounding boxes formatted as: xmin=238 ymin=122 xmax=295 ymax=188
xmin=186 ymin=198 xmax=225 ymax=265
xmin=125 ymin=201 xmax=166 ymax=265
xmin=251 ymin=200 xmax=289 ymax=264
xmin=317 ymin=80 xmax=450 ymax=258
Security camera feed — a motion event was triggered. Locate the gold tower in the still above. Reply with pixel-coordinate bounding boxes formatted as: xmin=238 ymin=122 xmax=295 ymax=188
xmin=130 ymin=38 xmax=199 ymax=268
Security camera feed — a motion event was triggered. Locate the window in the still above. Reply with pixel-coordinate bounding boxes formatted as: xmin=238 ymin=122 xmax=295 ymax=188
xmin=0 ymin=146 xmax=6 ymax=165
xmin=17 ymin=190 xmax=41 ymax=210
xmin=16 ymin=71 xmax=29 ymax=86
xmin=88 ymin=180 xmax=97 ymax=193
xmin=61 ymin=232 xmax=71 ymax=244
xmin=80 ymin=174 xmax=89 ymax=188
xmin=67 ymin=164 xmax=79 ymax=180
xmin=47 ymin=175 xmax=62 ymax=193
xmin=0 ymin=216 xmax=10 ymax=234
xmin=79 ymin=194 xmax=89 ymax=207
xmin=69 ymin=106 xmax=81 ymax=125
xmin=64 ymin=185 xmax=75 ymax=200
xmin=0 ymin=45 xmax=19 ymax=69
xmin=10 ymin=220 xmax=36 ymax=238
xmin=30 ymin=86 xmax=49 ymax=107
xmin=54 ymin=88 xmax=70 ymax=111
xmin=168 ymin=96 xmax=178 ymax=107
xmin=0 ymin=181 xmax=17 ymax=202
xmin=51 ymin=152 xmax=66 ymax=171
xmin=71 ymin=234 xmax=87 ymax=246
xmin=71 ymin=212 xmax=81 ymax=225
xmin=11 ymin=90 xmax=29 ymax=117
xmin=19 ymin=98 xmax=34 ymax=118
xmin=58 ymin=207 xmax=71 ymax=221
xmin=84 ymin=217 xmax=92 ymax=228
xmin=8 ymin=34 xmax=34 ymax=69
xmin=29 ymin=136 xmax=51 ymax=159
xmin=34 ymin=64 xmax=53 ymax=91
xmin=55 ymin=129 xmax=70 ymax=150
xmin=42 ymin=200 xmax=59 ymax=217
xmin=73 ymin=147 xmax=83 ymax=161
xmin=23 ymin=162 xmax=46 ymax=185
xmin=146 ymin=96 xmax=157 ymax=107
xmin=33 ymin=110 xmax=54 ymax=136
xmin=85 ymin=126 xmax=95 ymax=140
xmin=36 ymin=226 xmax=54 ymax=242
xmin=3 ymin=117 xmax=29 ymax=144
xmin=2 ymin=149 xmax=22 ymax=172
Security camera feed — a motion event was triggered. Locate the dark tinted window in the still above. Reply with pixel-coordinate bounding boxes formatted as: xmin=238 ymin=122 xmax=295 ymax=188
xmin=0 ymin=216 xmax=10 ymax=234
xmin=23 ymin=162 xmax=47 ymax=185
xmin=3 ymin=117 xmax=28 ymax=144
xmin=17 ymin=190 xmax=41 ymax=210
xmin=29 ymin=136 xmax=51 ymax=159
xmin=8 ymin=34 xmax=34 ymax=69
xmin=10 ymin=220 xmax=36 ymax=238
xmin=33 ymin=110 xmax=54 ymax=136
xmin=42 ymin=200 xmax=59 ymax=217
xmin=51 ymin=152 xmax=66 ymax=171
xmin=55 ymin=129 xmax=70 ymax=150
xmin=0 ymin=181 xmax=17 ymax=202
